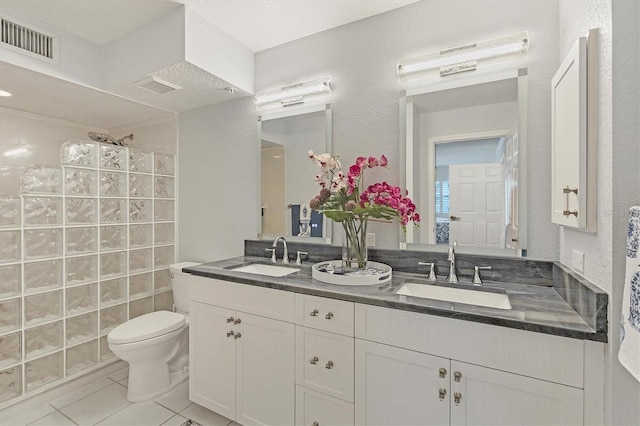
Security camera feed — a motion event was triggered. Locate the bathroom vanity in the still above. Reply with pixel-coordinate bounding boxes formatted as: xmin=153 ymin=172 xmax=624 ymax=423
xmin=184 ymin=243 xmax=607 ymax=426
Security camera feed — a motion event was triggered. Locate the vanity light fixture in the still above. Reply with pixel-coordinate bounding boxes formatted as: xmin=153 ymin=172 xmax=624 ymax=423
xmin=397 ymin=32 xmax=529 ymax=83
xmin=254 ymin=76 xmax=332 ymax=111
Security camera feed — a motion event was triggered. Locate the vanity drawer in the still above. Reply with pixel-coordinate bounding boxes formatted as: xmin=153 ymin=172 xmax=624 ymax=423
xmin=355 ymin=303 xmax=585 ymax=388
xmin=189 ymin=275 xmax=294 ymax=323
xmin=296 ymin=326 xmax=354 ymax=402
xmin=295 ymin=293 xmax=354 ymax=336
xmin=295 ymin=385 xmax=354 ymax=426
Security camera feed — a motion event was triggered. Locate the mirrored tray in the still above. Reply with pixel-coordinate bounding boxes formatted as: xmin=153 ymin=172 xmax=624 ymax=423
xmin=312 ymin=260 xmax=392 ymax=286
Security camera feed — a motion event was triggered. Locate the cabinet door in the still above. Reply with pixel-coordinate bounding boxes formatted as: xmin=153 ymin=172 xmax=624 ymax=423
xmin=355 ymin=339 xmax=449 ymax=426
xmin=189 ymin=301 xmax=236 ymax=419
xmin=450 ymin=361 xmax=583 ymax=426
xmin=296 ymin=385 xmax=354 ymax=426
xmin=236 ymin=312 xmax=295 ymax=426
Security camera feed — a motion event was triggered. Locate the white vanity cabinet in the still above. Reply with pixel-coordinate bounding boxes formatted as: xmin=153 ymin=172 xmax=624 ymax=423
xmin=189 ymin=276 xmax=295 ymax=426
xmin=355 ymin=304 xmax=591 ymax=426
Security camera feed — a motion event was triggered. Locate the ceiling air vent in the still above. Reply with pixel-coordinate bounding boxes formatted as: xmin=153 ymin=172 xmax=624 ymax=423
xmin=135 ymin=76 xmax=182 ymax=94
xmin=1 ymin=17 xmax=59 ymax=63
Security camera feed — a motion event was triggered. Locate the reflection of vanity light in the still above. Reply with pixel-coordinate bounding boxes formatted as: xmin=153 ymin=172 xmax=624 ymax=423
xmin=0 ymin=90 xmax=12 ymax=97
xmin=272 ymin=155 xmax=283 ymax=159
xmin=3 ymin=147 xmax=29 ymax=157
xmin=398 ymin=32 xmax=529 ymax=82
xmin=254 ymin=76 xmax=332 ymax=111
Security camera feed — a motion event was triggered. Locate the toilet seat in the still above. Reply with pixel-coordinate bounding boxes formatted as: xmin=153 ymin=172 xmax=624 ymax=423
xmin=108 ymin=311 xmax=185 ymax=345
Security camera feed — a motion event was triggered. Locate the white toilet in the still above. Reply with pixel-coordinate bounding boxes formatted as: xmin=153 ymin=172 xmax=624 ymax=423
xmin=108 ymin=262 xmax=200 ymax=402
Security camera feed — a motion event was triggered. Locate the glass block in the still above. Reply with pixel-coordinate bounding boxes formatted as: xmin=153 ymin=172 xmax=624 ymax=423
xmin=100 ymin=198 xmax=126 ymax=224
xmin=100 ymin=303 xmax=127 ymax=335
xmin=24 ymin=196 xmax=62 ymax=227
xmin=0 ymin=298 xmax=21 ymax=333
xmin=25 ymin=351 xmax=63 ymax=392
xmin=66 ymin=226 xmax=98 ymax=255
xmin=100 ymin=145 xmax=127 ymax=170
xmin=129 ymin=174 xmax=152 ymax=198
xmin=130 ymin=248 xmax=152 ymax=273
xmin=154 ymin=291 xmax=174 ymax=312
xmin=65 ymin=255 xmax=98 ymax=286
xmin=0 ymin=365 xmax=21 ymax=403
xmin=129 ymin=297 xmax=153 ymax=319
xmin=154 ymin=200 xmax=174 ymax=222
xmin=130 ymin=272 xmax=152 ymax=299
xmin=66 ymin=311 xmax=98 ymax=346
xmin=0 ymin=230 xmax=20 ymax=264
xmin=64 ymin=168 xmax=97 ymax=195
xmin=67 ymin=340 xmax=98 ymax=376
xmin=0 ymin=331 xmax=21 ymax=369
xmin=130 ymin=199 xmax=151 ymax=222
xmin=0 ymin=264 xmax=21 ymax=299
xmin=66 ymin=283 xmax=98 ymax=315
xmin=24 ymin=259 xmax=63 ymax=293
xmin=24 ymin=290 xmax=62 ymax=327
xmin=100 ymin=251 xmax=127 ymax=279
xmin=61 ymin=140 xmax=98 ymax=168
xmin=0 ymin=196 xmax=21 ymax=228
xmin=154 ymin=153 xmax=174 ymax=176
xmin=100 ymin=277 xmax=127 ymax=307
xmin=24 ymin=228 xmax=62 ymax=260
xmin=99 ymin=171 xmax=127 ymax=197
xmin=21 ymin=165 xmax=62 ymax=194
xmin=129 ymin=148 xmax=152 ymax=173
xmin=100 ymin=335 xmax=114 ymax=362
xmin=66 ymin=197 xmax=97 ymax=225
xmin=154 ymin=223 xmax=174 ymax=245
xmin=154 ymin=268 xmax=171 ymax=292
xmin=100 ymin=225 xmax=126 ymax=251
xmin=154 ymin=245 xmax=174 ymax=269
xmin=130 ymin=224 xmax=152 ymax=248
xmin=25 ymin=321 xmax=63 ymax=360
xmin=154 ymin=176 xmax=174 ymax=198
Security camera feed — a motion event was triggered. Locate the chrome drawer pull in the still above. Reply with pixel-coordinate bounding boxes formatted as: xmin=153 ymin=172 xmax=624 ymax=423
xmin=325 ymin=360 xmax=334 ymax=369
xmin=454 ymin=371 xmax=462 ymax=382
xmin=234 ymin=332 xmax=242 ymax=339
xmin=439 ymin=388 xmax=447 ymax=400
xmin=309 ymin=309 xmax=319 ymax=317
xmin=226 ymin=316 xmax=234 ymax=323
xmin=325 ymin=312 xmax=334 ymax=320
xmin=226 ymin=331 xmax=235 ymax=338
xmin=309 ymin=356 xmax=319 ymax=365
xmin=439 ymin=367 xmax=447 ymax=378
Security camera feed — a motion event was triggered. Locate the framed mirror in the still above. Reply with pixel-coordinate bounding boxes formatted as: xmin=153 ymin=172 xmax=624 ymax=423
xmin=402 ymin=69 xmax=528 ymax=256
xmin=258 ymin=104 xmax=332 ymax=243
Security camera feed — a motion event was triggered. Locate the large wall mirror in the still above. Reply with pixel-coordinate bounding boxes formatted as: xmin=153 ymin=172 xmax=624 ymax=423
xmin=402 ymin=70 xmax=528 ymax=256
xmin=258 ymin=105 xmax=332 ymax=243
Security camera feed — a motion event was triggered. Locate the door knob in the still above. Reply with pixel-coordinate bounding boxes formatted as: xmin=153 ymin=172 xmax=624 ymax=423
xmin=449 ymin=215 xmax=461 ymax=221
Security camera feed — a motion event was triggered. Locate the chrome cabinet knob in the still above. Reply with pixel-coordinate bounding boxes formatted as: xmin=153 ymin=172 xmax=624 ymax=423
xmin=233 ymin=318 xmax=242 ymax=325
xmin=312 ymin=422 xmax=319 ymax=426
xmin=309 ymin=356 xmax=319 ymax=365
xmin=309 ymin=309 xmax=319 ymax=317
xmin=439 ymin=367 xmax=447 ymax=378
xmin=226 ymin=331 xmax=235 ymax=338
xmin=454 ymin=371 xmax=462 ymax=382
xmin=454 ymin=392 xmax=462 ymax=405
xmin=439 ymin=388 xmax=447 ymax=400
xmin=226 ymin=316 xmax=234 ymax=323
xmin=325 ymin=312 xmax=334 ymax=320
xmin=325 ymin=360 xmax=334 ymax=369
xmin=234 ymin=332 xmax=242 ymax=339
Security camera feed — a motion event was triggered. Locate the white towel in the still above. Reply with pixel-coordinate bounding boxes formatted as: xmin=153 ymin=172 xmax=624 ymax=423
xmin=619 ymin=206 xmax=640 ymax=382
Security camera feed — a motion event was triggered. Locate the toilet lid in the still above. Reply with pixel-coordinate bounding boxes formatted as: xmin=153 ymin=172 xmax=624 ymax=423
xmin=108 ymin=311 xmax=185 ymax=345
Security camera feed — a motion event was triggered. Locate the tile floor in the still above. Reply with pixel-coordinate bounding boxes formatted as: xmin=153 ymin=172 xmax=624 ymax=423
xmin=1 ymin=368 xmax=237 ymax=426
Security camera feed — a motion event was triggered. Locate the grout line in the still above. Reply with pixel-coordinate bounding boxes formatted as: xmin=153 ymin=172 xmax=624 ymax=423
xmin=51 ymin=405 xmax=79 ymax=426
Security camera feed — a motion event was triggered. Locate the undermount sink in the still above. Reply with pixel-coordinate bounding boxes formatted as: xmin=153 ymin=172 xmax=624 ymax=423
xmin=396 ymin=282 xmax=512 ymax=310
xmin=227 ymin=263 xmax=300 ymax=277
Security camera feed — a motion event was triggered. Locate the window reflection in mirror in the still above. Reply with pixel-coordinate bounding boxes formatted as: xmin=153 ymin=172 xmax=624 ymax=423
xmin=258 ymin=105 xmax=332 ymax=243
xmin=403 ymin=71 xmax=527 ymax=256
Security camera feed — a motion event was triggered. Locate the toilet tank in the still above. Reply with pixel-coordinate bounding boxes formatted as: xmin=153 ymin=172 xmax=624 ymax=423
xmin=169 ymin=262 xmax=200 ymax=314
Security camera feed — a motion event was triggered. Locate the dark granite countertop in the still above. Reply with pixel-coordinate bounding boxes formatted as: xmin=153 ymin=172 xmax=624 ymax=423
xmin=184 ymin=255 xmax=607 ymax=342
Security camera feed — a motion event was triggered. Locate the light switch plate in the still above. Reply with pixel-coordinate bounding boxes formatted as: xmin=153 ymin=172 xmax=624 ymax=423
xmin=572 ymin=250 xmax=585 ymax=273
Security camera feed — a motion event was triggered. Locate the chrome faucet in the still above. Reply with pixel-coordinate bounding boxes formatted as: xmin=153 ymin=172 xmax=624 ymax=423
xmin=272 ymin=236 xmax=289 ymax=264
xmin=446 ymin=241 xmax=458 ymax=283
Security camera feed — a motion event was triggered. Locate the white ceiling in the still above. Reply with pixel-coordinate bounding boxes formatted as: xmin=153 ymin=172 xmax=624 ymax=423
xmin=0 ymin=0 xmax=419 ymax=52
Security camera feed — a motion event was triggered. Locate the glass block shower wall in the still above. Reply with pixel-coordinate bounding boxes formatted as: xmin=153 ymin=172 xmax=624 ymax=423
xmin=0 ymin=140 xmax=176 ymax=405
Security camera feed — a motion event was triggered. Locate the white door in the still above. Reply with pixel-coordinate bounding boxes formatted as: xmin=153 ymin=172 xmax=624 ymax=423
xmin=189 ymin=301 xmax=236 ymax=419
xmin=449 ymin=163 xmax=505 ymax=248
xmin=450 ymin=361 xmax=583 ymax=426
xmin=236 ymin=312 xmax=295 ymax=426
xmin=355 ymin=339 xmax=450 ymax=426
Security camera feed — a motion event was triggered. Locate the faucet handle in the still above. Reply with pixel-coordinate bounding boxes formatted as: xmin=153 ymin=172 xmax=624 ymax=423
xmin=418 ymin=262 xmax=437 ymax=281
xmin=296 ymin=251 xmax=308 ymax=265
xmin=472 ymin=266 xmax=492 ymax=286
xmin=265 ymin=248 xmax=276 ymax=263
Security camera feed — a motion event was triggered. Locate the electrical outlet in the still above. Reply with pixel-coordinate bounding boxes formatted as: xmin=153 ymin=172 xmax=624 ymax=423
xmin=572 ymin=250 xmax=585 ymax=273
xmin=366 ymin=233 xmax=376 ymax=246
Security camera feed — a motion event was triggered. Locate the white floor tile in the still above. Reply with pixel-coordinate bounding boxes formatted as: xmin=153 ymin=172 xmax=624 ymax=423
xmin=179 ymin=404 xmax=232 ymax=426
xmin=1 ymin=405 xmax=56 ymax=426
xmin=118 ymin=377 xmax=128 ymax=388
xmin=58 ymin=383 xmax=129 ymax=425
xmin=49 ymin=377 xmax=114 ymax=410
xmin=96 ymin=401 xmax=174 ymax=426
xmin=27 ymin=411 xmax=76 ymax=426
xmin=159 ymin=414 xmax=188 ymax=426
xmin=153 ymin=381 xmax=190 ymax=413
xmin=106 ymin=367 xmax=129 ymax=384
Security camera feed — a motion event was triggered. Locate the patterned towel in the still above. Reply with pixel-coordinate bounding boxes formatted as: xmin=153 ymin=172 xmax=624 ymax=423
xmin=619 ymin=206 xmax=640 ymax=382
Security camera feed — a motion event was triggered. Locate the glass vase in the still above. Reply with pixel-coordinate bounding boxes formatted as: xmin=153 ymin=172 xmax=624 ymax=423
xmin=342 ymin=219 xmax=368 ymax=270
